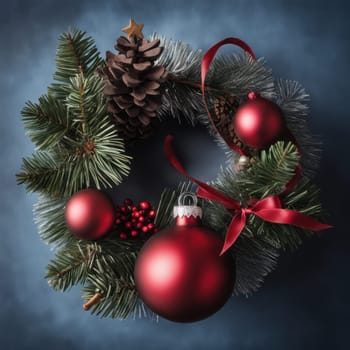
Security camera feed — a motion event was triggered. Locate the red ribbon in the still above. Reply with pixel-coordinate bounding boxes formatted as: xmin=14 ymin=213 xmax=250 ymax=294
xmin=201 ymin=37 xmax=302 ymax=195
xmin=164 ymin=135 xmax=332 ymax=255
xmin=201 ymin=38 xmax=256 ymax=155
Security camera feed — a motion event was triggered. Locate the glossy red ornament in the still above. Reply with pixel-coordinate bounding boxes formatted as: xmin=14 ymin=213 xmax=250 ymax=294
xmin=65 ymin=189 xmax=115 ymax=240
xmin=134 ymin=193 xmax=235 ymax=323
xmin=234 ymin=92 xmax=285 ymax=149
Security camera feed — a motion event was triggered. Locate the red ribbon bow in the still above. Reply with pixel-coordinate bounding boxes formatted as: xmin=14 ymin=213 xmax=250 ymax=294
xmin=164 ymin=135 xmax=332 ymax=255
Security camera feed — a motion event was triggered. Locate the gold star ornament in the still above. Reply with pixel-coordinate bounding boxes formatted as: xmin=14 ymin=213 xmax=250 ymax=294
xmin=122 ymin=19 xmax=144 ymax=40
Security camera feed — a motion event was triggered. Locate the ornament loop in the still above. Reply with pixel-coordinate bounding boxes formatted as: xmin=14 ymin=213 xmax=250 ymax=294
xmin=178 ymin=192 xmax=198 ymax=207
xmin=174 ymin=192 xmax=202 ymax=219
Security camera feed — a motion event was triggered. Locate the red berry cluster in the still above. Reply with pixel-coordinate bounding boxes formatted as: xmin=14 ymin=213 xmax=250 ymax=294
xmin=115 ymin=199 xmax=158 ymax=239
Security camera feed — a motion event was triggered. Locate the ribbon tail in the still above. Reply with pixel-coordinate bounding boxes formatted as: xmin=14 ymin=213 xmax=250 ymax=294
xmin=256 ymin=208 xmax=333 ymax=230
xmin=164 ymin=135 xmax=240 ymax=209
xmin=220 ymin=211 xmax=246 ymax=256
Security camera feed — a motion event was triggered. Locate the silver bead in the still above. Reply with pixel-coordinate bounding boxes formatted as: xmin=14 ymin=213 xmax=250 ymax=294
xmin=238 ymin=155 xmax=250 ymax=167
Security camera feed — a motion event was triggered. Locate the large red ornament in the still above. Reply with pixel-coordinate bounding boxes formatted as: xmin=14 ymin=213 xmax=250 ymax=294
xmin=65 ymin=189 xmax=115 ymax=240
xmin=134 ymin=193 xmax=235 ymax=323
xmin=233 ymin=92 xmax=285 ymax=149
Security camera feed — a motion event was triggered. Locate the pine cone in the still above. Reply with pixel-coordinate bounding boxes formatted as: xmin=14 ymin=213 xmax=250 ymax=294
xmin=213 ymin=95 xmax=243 ymax=147
xmin=100 ymin=36 xmax=168 ymax=141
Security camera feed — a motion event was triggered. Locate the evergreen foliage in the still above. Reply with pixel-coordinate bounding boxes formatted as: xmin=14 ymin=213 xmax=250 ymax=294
xmin=201 ymin=142 xmax=323 ymax=294
xmin=17 ymin=27 xmax=328 ymax=317
xmin=17 ymin=30 xmax=130 ymax=197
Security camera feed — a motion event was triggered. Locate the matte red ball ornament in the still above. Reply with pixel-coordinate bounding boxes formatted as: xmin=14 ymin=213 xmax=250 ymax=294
xmin=134 ymin=193 xmax=235 ymax=323
xmin=234 ymin=92 xmax=285 ymax=149
xmin=65 ymin=189 xmax=115 ymax=240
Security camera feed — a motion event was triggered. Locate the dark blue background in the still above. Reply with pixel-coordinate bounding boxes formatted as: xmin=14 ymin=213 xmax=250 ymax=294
xmin=1 ymin=0 xmax=349 ymax=349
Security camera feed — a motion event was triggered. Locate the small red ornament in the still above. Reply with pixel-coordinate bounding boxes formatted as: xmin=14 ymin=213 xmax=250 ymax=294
xmin=65 ymin=189 xmax=115 ymax=240
xmin=134 ymin=193 xmax=235 ymax=323
xmin=233 ymin=92 xmax=285 ymax=149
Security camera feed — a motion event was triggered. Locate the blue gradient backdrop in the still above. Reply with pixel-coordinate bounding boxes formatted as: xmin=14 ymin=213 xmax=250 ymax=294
xmin=1 ymin=0 xmax=349 ymax=349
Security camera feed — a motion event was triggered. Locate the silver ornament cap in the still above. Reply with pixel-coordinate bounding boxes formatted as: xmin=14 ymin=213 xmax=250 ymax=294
xmin=173 ymin=192 xmax=202 ymax=219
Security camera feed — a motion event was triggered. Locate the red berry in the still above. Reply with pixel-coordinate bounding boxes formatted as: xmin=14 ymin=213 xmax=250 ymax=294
xmin=136 ymin=222 xmax=142 ymax=229
xmin=133 ymin=212 xmax=140 ymax=218
xmin=139 ymin=201 xmax=150 ymax=210
xmin=131 ymin=230 xmax=138 ymax=237
xmin=119 ymin=233 xmax=127 ymax=239
xmin=139 ymin=216 xmax=145 ymax=223
xmin=148 ymin=210 xmax=156 ymax=218
xmin=248 ymin=91 xmax=259 ymax=100
xmin=132 ymin=206 xmax=138 ymax=212
xmin=121 ymin=215 xmax=126 ymax=221
xmin=142 ymin=226 xmax=149 ymax=233
xmin=120 ymin=206 xmax=127 ymax=213
xmin=147 ymin=223 xmax=155 ymax=230
xmin=131 ymin=218 xmax=137 ymax=224
xmin=124 ymin=198 xmax=133 ymax=206
xmin=125 ymin=222 xmax=132 ymax=229
xmin=115 ymin=218 xmax=121 ymax=225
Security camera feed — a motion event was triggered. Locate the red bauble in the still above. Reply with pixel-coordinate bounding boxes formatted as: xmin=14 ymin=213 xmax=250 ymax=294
xmin=134 ymin=194 xmax=235 ymax=323
xmin=234 ymin=92 xmax=285 ymax=149
xmin=65 ymin=189 xmax=115 ymax=240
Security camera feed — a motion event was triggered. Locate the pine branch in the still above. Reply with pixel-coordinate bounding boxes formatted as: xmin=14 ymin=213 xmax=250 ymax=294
xmin=83 ymin=265 xmax=140 ymax=319
xmin=17 ymin=74 xmax=131 ymax=197
xmin=18 ymin=29 xmax=130 ymax=197
xmin=46 ymin=236 xmax=146 ymax=318
xmin=16 ymin=150 xmax=79 ymax=196
xmin=46 ymin=242 xmax=98 ymax=291
xmin=275 ymin=79 xmax=321 ymax=176
xmin=198 ymin=140 xmax=324 ymax=293
xmin=17 ymin=150 xmax=65 ymax=194
xmin=153 ymin=34 xmax=214 ymax=123
xmin=154 ymin=33 xmax=275 ymax=128
xmin=66 ymin=72 xmax=102 ymax=136
xmin=154 ymin=188 xmax=177 ymax=229
xmin=208 ymin=54 xmax=275 ymax=100
xmin=21 ymin=94 xmax=77 ymax=150
xmin=33 ymin=195 xmax=75 ymax=247
xmin=20 ymin=30 xmax=105 ymax=152
xmin=236 ymin=141 xmax=300 ymax=199
xmin=81 ymin=240 xmax=142 ymax=319
xmin=17 ymin=129 xmax=130 ymax=197
xmin=53 ymin=29 xmax=103 ymax=85
xmin=232 ymin=235 xmax=279 ymax=296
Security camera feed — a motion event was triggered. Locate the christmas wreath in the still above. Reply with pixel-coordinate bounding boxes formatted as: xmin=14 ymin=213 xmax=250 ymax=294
xmin=17 ymin=19 xmax=332 ymax=322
